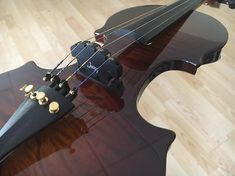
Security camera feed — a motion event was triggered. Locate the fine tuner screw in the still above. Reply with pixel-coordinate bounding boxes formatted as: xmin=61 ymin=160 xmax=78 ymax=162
xmin=49 ymin=101 xmax=60 ymax=114
xmin=19 ymin=84 xmax=28 ymax=91
xmin=36 ymin=92 xmax=48 ymax=105
xmin=20 ymin=84 xmax=35 ymax=96
xmin=30 ymin=91 xmax=38 ymax=100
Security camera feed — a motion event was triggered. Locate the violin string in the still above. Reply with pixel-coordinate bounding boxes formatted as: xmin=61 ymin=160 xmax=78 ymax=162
xmin=49 ymin=5 xmax=166 ymax=75
xmin=49 ymin=36 xmax=94 ymax=75
xmin=64 ymin=0 xmax=191 ymax=83
xmin=54 ymin=5 xmax=172 ymax=77
xmin=55 ymin=46 xmax=87 ymax=76
xmin=55 ymin=6 xmax=164 ymax=76
xmin=74 ymin=0 xmax=197 ymax=90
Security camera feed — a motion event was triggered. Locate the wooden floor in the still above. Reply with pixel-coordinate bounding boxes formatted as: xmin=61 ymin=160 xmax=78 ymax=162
xmin=0 ymin=0 xmax=234 ymax=175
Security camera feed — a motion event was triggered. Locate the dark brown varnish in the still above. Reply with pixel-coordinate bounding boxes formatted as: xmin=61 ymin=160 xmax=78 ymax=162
xmin=0 ymin=6 xmax=228 ymax=176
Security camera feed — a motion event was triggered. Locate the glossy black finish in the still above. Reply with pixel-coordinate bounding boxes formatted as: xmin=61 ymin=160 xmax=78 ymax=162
xmin=0 ymin=86 xmax=75 ymax=162
xmin=0 ymin=5 xmax=228 ymax=176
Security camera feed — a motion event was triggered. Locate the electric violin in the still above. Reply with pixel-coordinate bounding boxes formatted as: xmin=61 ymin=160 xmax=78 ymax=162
xmin=0 ymin=0 xmax=228 ymax=175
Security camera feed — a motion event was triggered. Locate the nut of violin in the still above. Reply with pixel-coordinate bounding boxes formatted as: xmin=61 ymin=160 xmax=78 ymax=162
xmin=49 ymin=101 xmax=60 ymax=114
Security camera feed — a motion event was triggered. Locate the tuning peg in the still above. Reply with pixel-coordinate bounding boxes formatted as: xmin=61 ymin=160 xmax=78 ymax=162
xmin=36 ymin=92 xmax=48 ymax=105
xmin=49 ymin=101 xmax=60 ymax=114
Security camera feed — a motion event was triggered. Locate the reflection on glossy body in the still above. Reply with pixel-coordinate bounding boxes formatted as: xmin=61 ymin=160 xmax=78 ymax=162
xmin=0 ymin=6 xmax=227 ymax=176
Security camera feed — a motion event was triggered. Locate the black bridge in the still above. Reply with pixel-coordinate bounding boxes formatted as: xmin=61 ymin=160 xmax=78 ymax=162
xmin=71 ymin=41 xmax=124 ymax=93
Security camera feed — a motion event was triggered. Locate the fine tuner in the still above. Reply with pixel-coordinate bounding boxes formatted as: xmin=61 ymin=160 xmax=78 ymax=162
xmin=49 ymin=101 xmax=60 ymax=114
xmin=19 ymin=84 xmax=60 ymax=114
xmin=20 ymin=84 xmax=38 ymax=99
xmin=20 ymin=84 xmax=34 ymax=96
xmin=36 ymin=92 xmax=48 ymax=105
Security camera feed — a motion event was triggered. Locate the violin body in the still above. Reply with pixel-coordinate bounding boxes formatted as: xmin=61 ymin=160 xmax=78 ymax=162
xmin=0 ymin=5 xmax=228 ymax=176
